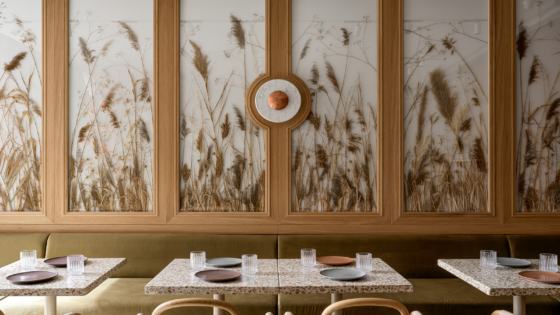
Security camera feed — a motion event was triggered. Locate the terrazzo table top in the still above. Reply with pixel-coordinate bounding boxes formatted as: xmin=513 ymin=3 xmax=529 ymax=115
xmin=0 ymin=258 xmax=126 ymax=296
xmin=278 ymin=258 xmax=413 ymax=294
xmin=438 ymin=259 xmax=560 ymax=296
xmin=145 ymin=259 xmax=279 ymax=295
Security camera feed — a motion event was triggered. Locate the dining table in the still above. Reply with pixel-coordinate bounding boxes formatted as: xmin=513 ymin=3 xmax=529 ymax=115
xmin=277 ymin=258 xmax=413 ymax=315
xmin=438 ymin=259 xmax=560 ymax=315
xmin=0 ymin=258 xmax=127 ymax=315
xmin=145 ymin=258 xmax=279 ymax=315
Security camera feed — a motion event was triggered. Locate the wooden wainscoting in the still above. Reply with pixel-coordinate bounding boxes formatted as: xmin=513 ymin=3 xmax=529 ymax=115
xmin=1 ymin=0 xmax=560 ymax=234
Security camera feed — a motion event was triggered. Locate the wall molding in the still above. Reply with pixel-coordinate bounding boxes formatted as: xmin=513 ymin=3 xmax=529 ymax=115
xmin=1 ymin=0 xmax=558 ymax=234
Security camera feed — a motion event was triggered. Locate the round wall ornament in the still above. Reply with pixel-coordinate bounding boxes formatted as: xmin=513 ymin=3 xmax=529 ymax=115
xmin=255 ymin=79 xmax=301 ymax=123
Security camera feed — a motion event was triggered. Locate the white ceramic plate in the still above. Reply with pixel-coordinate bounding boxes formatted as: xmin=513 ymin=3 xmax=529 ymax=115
xmin=497 ymin=257 xmax=532 ymax=268
xmin=319 ymin=269 xmax=366 ymax=281
xmin=205 ymin=257 xmax=242 ymax=268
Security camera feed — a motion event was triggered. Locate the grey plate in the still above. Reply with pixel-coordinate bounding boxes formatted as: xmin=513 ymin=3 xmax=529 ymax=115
xmin=205 ymin=257 xmax=242 ymax=268
xmin=497 ymin=257 xmax=532 ymax=268
xmin=319 ymin=269 xmax=366 ymax=281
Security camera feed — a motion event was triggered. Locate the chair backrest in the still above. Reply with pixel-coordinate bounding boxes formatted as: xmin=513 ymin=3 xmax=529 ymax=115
xmin=321 ymin=298 xmax=410 ymax=315
xmin=152 ymin=298 xmax=241 ymax=315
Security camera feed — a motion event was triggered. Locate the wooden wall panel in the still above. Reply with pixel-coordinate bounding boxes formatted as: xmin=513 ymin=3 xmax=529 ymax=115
xmin=2 ymin=0 xmax=560 ymax=233
xmin=0 ymin=0 xmax=52 ymax=224
xmin=506 ymin=0 xmax=560 ymax=223
xmin=51 ymin=0 xmax=166 ymax=224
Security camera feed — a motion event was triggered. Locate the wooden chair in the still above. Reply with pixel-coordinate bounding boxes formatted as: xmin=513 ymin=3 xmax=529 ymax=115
xmin=321 ymin=298 xmax=411 ymax=315
xmin=152 ymin=298 xmax=241 ymax=315
xmin=321 ymin=298 xmax=515 ymax=315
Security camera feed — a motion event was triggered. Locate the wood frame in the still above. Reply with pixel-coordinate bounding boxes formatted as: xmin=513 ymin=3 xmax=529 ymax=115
xmin=2 ymin=0 xmax=560 ymax=234
xmin=168 ymin=0 xmax=277 ymax=225
xmin=505 ymin=0 xmax=560 ymax=224
xmin=388 ymin=0 xmax=508 ymax=225
xmin=0 ymin=0 xmax=53 ymax=224
xmin=245 ymin=0 xmax=389 ymax=225
xmin=49 ymin=0 xmax=169 ymax=225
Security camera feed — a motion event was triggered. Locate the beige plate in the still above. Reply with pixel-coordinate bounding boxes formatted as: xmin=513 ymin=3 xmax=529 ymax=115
xmin=518 ymin=271 xmax=560 ymax=284
xmin=316 ymin=256 xmax=354 ymax=266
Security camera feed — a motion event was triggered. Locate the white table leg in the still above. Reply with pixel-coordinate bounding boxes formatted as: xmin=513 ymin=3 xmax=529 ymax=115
xmin=214 ymin=293 xmax=225 ymax=315
xmin=331 ymin=293 xmax=342 ymax=315
xmin=45 ymin=296 xmax=56 ymax=315
xmin=513 ymin=296 xmax=526 ymax=315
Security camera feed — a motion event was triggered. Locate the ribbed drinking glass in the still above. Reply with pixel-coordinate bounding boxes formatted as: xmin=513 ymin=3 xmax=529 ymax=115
xmin=540 ymin=253 xmax=558 ymax=272
xmin=356 ymin=252 xmax=372 ymax=272
xmin=190 ymin=251 xmax=206 ymax=271
xmin=301 ymin=248 xmax=316 ymax=268
xmin=67 ymin=255 xmax=85 ymax=276
xmin=20 ymin=250 xmax=36 ymax=270
xmin=480 ymin=250 xmax=497 ymax=270
xmin=242 ymin=254 xmax=258 ymax=274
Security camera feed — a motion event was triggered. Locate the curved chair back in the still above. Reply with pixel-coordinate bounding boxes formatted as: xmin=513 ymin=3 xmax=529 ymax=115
xmin=152 ymin=298 xmax=241 ymax=315
xmin=321 ymin=298 xmax=410 ymax=315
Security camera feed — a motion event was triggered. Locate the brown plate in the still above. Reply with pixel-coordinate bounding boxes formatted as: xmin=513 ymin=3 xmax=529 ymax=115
xmin=518 ymin=271 xmax=560 ymax=284
xmin=316 ymin=256 xmax=354 ymax=266
xmin=6 ymin=271 xmax=58 ymax=284
xmin=44 ymin=256 xmax=88 ymax=267
xmin=195 ymin=270 xmax=242 ymax=282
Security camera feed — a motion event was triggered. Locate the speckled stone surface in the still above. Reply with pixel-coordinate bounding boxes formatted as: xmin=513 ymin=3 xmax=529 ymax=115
xmin=0 ymin=258 xmax=126 ymax=296
xmin=438 ymin=259 xmax=560 ymax=296
xmin=145 ymin=259 xmax=279 ymax=295
xmin=255 ymin=79 xmax=301 ymax=123
xmin=278 ymin=259 xmax=413 ymax=294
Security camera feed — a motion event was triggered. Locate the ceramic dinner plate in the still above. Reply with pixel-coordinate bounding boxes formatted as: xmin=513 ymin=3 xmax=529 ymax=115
xmin=518 ymin=271 xmax=560 ymax=284
xmin=319 ymin=269 xmax=366 ymax=281
xmin=6 ymin=271 xmax=58 ymax=284
xmin=496 ymin=257 xmax=532 ymax=268
xmin=316 ymin=256 xmax=354 ymax=266
xmin=205 ymin=257 xmax=242 ymax=268
xmin=195 ymin=270 xmax=242 ymax=282
xmin=44 ymin=256 xmax=88 ymax=267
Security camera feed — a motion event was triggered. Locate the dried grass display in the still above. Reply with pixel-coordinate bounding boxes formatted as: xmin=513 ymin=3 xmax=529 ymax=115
xmin=292 ymin=15 xmax=378 ymax=212
xmin=0 ymin=7 xmax=42 ymax=211
xmin=180 ymin=13 xmax=266 ymax=212
xmin=404 ymin=16 xmax=488 ymax=212
xmin=516 ymin=3 xmax=560 ymax=212
xmin=69 ymin=10 xmax=153 ymax=211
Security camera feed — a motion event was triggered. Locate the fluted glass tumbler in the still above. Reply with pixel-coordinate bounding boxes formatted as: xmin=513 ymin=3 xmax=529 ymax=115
xmin=540 ymin=253 xmax=558 ymax=272
xmin=20 ymin=250 xmax=36 ymax=270
xmin=301 ymin=248 xmax=316 ymax=268
xmin=356 ymin=252 xmax=372 ymax=272
xmin=242 ymin=254 xmax=258 ymax=274
xmin=67 ymin=255 xmax=85 ymax=276
xmin=480 ymin=250 xmax=497 ymax=270
xmin=190 ymin=251 xmax=206 ymax=271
